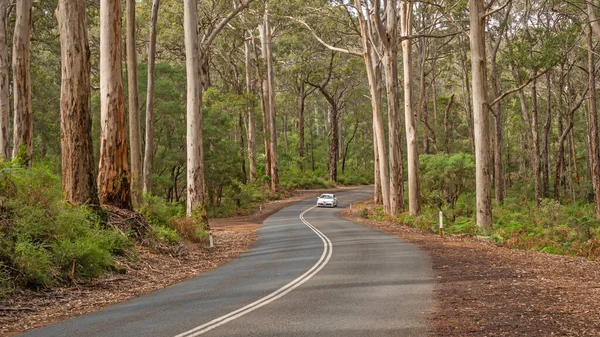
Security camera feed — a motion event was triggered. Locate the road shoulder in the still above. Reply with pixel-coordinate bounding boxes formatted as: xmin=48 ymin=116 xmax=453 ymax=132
xmin=340 ymin=200 xmax=600 ymax=336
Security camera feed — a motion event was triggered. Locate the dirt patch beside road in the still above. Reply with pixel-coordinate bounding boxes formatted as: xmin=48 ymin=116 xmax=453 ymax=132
xmin=341 ymin=200 xmax=600 ymax=337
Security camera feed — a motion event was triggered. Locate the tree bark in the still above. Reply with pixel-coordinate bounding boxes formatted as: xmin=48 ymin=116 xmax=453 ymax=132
xmin=126 ymin=0 xmax=142 ymax=204
xmin=298 ymin=83 xmax=306 ymax=170
xmin=374 ymin=0 xmax=404 ymax=216
xmin=56 ymin=0 xmax=98 ymax=206
xmin=0 ymin=0 xmax=7 ymax=161
xmin=143 ymin=0 xmax=160 ymax=194
xmin=98 ymin=0 xmax=132 ymax=209
xmin=264 ymin=2 xmax=279 ymax=192
xmin=244 ymin=34 xmax=257 ymax=182
xmin=401 ymin=0 xmax=420 ymax=215
xmin=587 ymin=27 xmax=600 ymax=218
xmin=469 ymin=0 xmax=492 ymax=227
xmin=258 ymin=23 xmax=271 ymax=183
xmin=183 ymin=0 xmax=206 ymax=220
xmin=530 ymin=78 xmax=541 ymax=207
xmin=11 ymin=0 xmax=32 ymax=166
xmin=443 ymin=94 xmax=455 ymax=154
xmin=542 ymin=71 xmax=552 ymax=198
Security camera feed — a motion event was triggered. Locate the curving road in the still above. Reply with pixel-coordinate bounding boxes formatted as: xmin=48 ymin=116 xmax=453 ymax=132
xmin=20 ymin=188 xmax=435 ymax=337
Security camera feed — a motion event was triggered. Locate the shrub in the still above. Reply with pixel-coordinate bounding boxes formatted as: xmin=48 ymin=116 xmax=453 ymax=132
xmin=13 ymin=240 xmax=53 ymax=288
xmin=419 ymin=153 xmax=475 ymax=214
xmin=151 ymin=225 xmax=181 ymax=245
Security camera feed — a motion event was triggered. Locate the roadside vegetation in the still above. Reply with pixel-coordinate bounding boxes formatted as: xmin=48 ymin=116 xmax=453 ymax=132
xmin=354 ymin=153 xmax=600 ymax=260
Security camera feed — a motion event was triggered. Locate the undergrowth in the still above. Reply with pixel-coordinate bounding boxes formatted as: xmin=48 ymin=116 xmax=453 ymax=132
xmin=356 ymin=153 xmax=600 ymax=260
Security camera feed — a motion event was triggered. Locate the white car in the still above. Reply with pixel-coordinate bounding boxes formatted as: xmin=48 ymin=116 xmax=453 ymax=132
xmin=317 ymin=193 xmax=337 ymax=208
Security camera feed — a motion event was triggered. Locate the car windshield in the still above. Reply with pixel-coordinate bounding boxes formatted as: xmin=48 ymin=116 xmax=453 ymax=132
xmin=319 ymin=194 xmax=333 ymax=199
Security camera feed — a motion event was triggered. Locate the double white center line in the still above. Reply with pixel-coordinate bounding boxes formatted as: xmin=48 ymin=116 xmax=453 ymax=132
xmin=174 ymin=205 xmax=333 ymax=337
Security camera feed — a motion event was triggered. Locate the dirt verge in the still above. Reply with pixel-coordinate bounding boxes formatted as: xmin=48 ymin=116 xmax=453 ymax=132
xmin=340 ymin=200 xmax=600 ymax=337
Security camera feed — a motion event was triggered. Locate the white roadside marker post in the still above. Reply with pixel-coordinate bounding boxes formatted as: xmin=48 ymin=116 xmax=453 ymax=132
xmin=439 ymin=211 xmax=444 ymax=238
xmin=209 ymin=231 xmax=214 ymax=248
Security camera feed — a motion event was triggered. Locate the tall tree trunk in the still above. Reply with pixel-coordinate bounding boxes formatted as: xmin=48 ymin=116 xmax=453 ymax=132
xmin=239 ymin=112 xmax=247 ymax=182
xmin=11 ymin=0 xmax=32 ymax=165
xmin=258 ymin=24 xmax=271 ymax=183
xmin=376 ymin=0 xmax=404 ymax=216
xmin=56 ymin=0 xmax=98 ymax=206
xmin=530 ymin=77 xmax=541 ymax=207
xmin=244 ymin=34 xmax=257 ymax=182
xmin=401 ymin=0 xmax=420 ymax=215
xmin=0 ymin=0 xmax=8 ymax=161
xmin=587 ymin=27 xmax=600 ymax=218
xmin=328 ymin=103 xmax=338 ymax=182
xmin=542 ymin=72 xmax=552 ymax=198
xmin=143 ymin=0 xmax=160 ymax=194
xmin=373 ymin=127 xmax=382 ymax=204
xmin=570 ymin=127 xmax=580 ymax=184
xmin=490 ymin=42 xmax=503 ymax=203
xmin=183 ymin=0 xmax=206 ymax=219
xmin=469 ymin=0 xmax=492 ymax=227
xmin=443 ymin=94 xmax=454 ymax=154
xmin=126 ymin=0 xmax=142 ymax=204
xmin=264 ymin=1 xmax=278 ymax=192
xmin=460 ymin=39 xmax=474 ymax=154
xmin=98 ymin=0 xmax=132 ymax=209
xmin=298 ymin=84 xmax=306 ymax=170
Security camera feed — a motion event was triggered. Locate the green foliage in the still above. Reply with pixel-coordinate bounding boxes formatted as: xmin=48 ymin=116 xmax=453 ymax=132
xmin=151 ymin=225 xmax=182 ymax=245
xmin=0 ymin=162 xmax=132 ymax=289
xmin=13 ymin=240 xmax=52 ymax=288
xmin=419 ymin=153 xmax=475 ymax=213
xmin=139 ymin=194 xmax=184 ymax=228
xmin=280 ymin=167 xmax=335 ymax=190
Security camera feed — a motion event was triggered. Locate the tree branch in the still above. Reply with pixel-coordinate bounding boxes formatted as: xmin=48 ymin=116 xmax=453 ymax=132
xmin=202 ymin=0 xmax=253 ymax=48
xmin=287 ymin=17 xmax=364 ymax=57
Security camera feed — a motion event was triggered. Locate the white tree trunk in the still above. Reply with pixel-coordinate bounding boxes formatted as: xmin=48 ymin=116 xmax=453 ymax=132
xmin=57 ymin=0 xmax=98 ymax=205
xmin=264 ymin=1 xmax=279 ymax=192
xmin=469 ymin=0 xmax=492 ymax=227
xmin=244 ymin=34 xmax=257 ymax=182
xmin=401 ymin=0 xmax=421 ymax=215
xmin=0 ymin=0 xmax=9 ymax=161
xmin=183 ymin=0 xmax=207 ymax=219
xmin=126 ymin=0 xmax=142 ymax=203
xmin=258 ymin=24 xmax=272 ymax=183
xmin=143 ymin=0 xmax=160 ymax=194
xmin=11 ymin=0 xmax=32 ymax=165
xmin=98 ymin=0 xmax=132 ymax=209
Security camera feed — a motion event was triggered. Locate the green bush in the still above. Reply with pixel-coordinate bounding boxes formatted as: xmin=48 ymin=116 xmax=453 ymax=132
xmin=13 ymin=240 xmax=52 ymax=288
xmin=419 ymin=153 xmax=475 ymax=213
xmin=151 ymin=225 xmax=181 ymax=245
xmin=0 ymin=161 xmax=134 ymax=289
xmin=52 ymin=236 xmax=113 ymax=280
xmin=139 ymin=194 xmax=183 ymax=228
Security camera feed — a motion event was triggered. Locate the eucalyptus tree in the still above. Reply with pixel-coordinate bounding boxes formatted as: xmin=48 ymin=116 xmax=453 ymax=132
xmin=12 ymin=0 xmax=33 ymax=165
xmin=0 ymin=0 xmax=8 ymax=161
xmin=469 ymin=0 xmax=492 ymax=227
xmin=126 ymin=0 xmax=142 ymax=203
xmin=143 ymin=0 xmax=160 ymax=194
xmin=400 ymin=0 xmax=420 ymax=215
xmin=98 ymin=0 xmax=132 ymax=209
xmin=372 ymin=0 xmax=405 ymax=215
xmin=57 ymin=0 xmax=98 ymax=205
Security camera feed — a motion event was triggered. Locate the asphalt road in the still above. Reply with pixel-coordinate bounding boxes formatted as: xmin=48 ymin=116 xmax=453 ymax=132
xmin=20 ymin=188 xmax=435 ymax=337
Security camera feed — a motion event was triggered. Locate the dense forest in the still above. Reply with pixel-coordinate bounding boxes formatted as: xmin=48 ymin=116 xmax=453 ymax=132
xmin=1 ymin=0 xmax=600 ymax=291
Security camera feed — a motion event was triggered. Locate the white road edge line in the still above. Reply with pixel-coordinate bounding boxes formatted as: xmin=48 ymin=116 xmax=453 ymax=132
xmin=174 ymin=205 xmax=333 ymax=337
